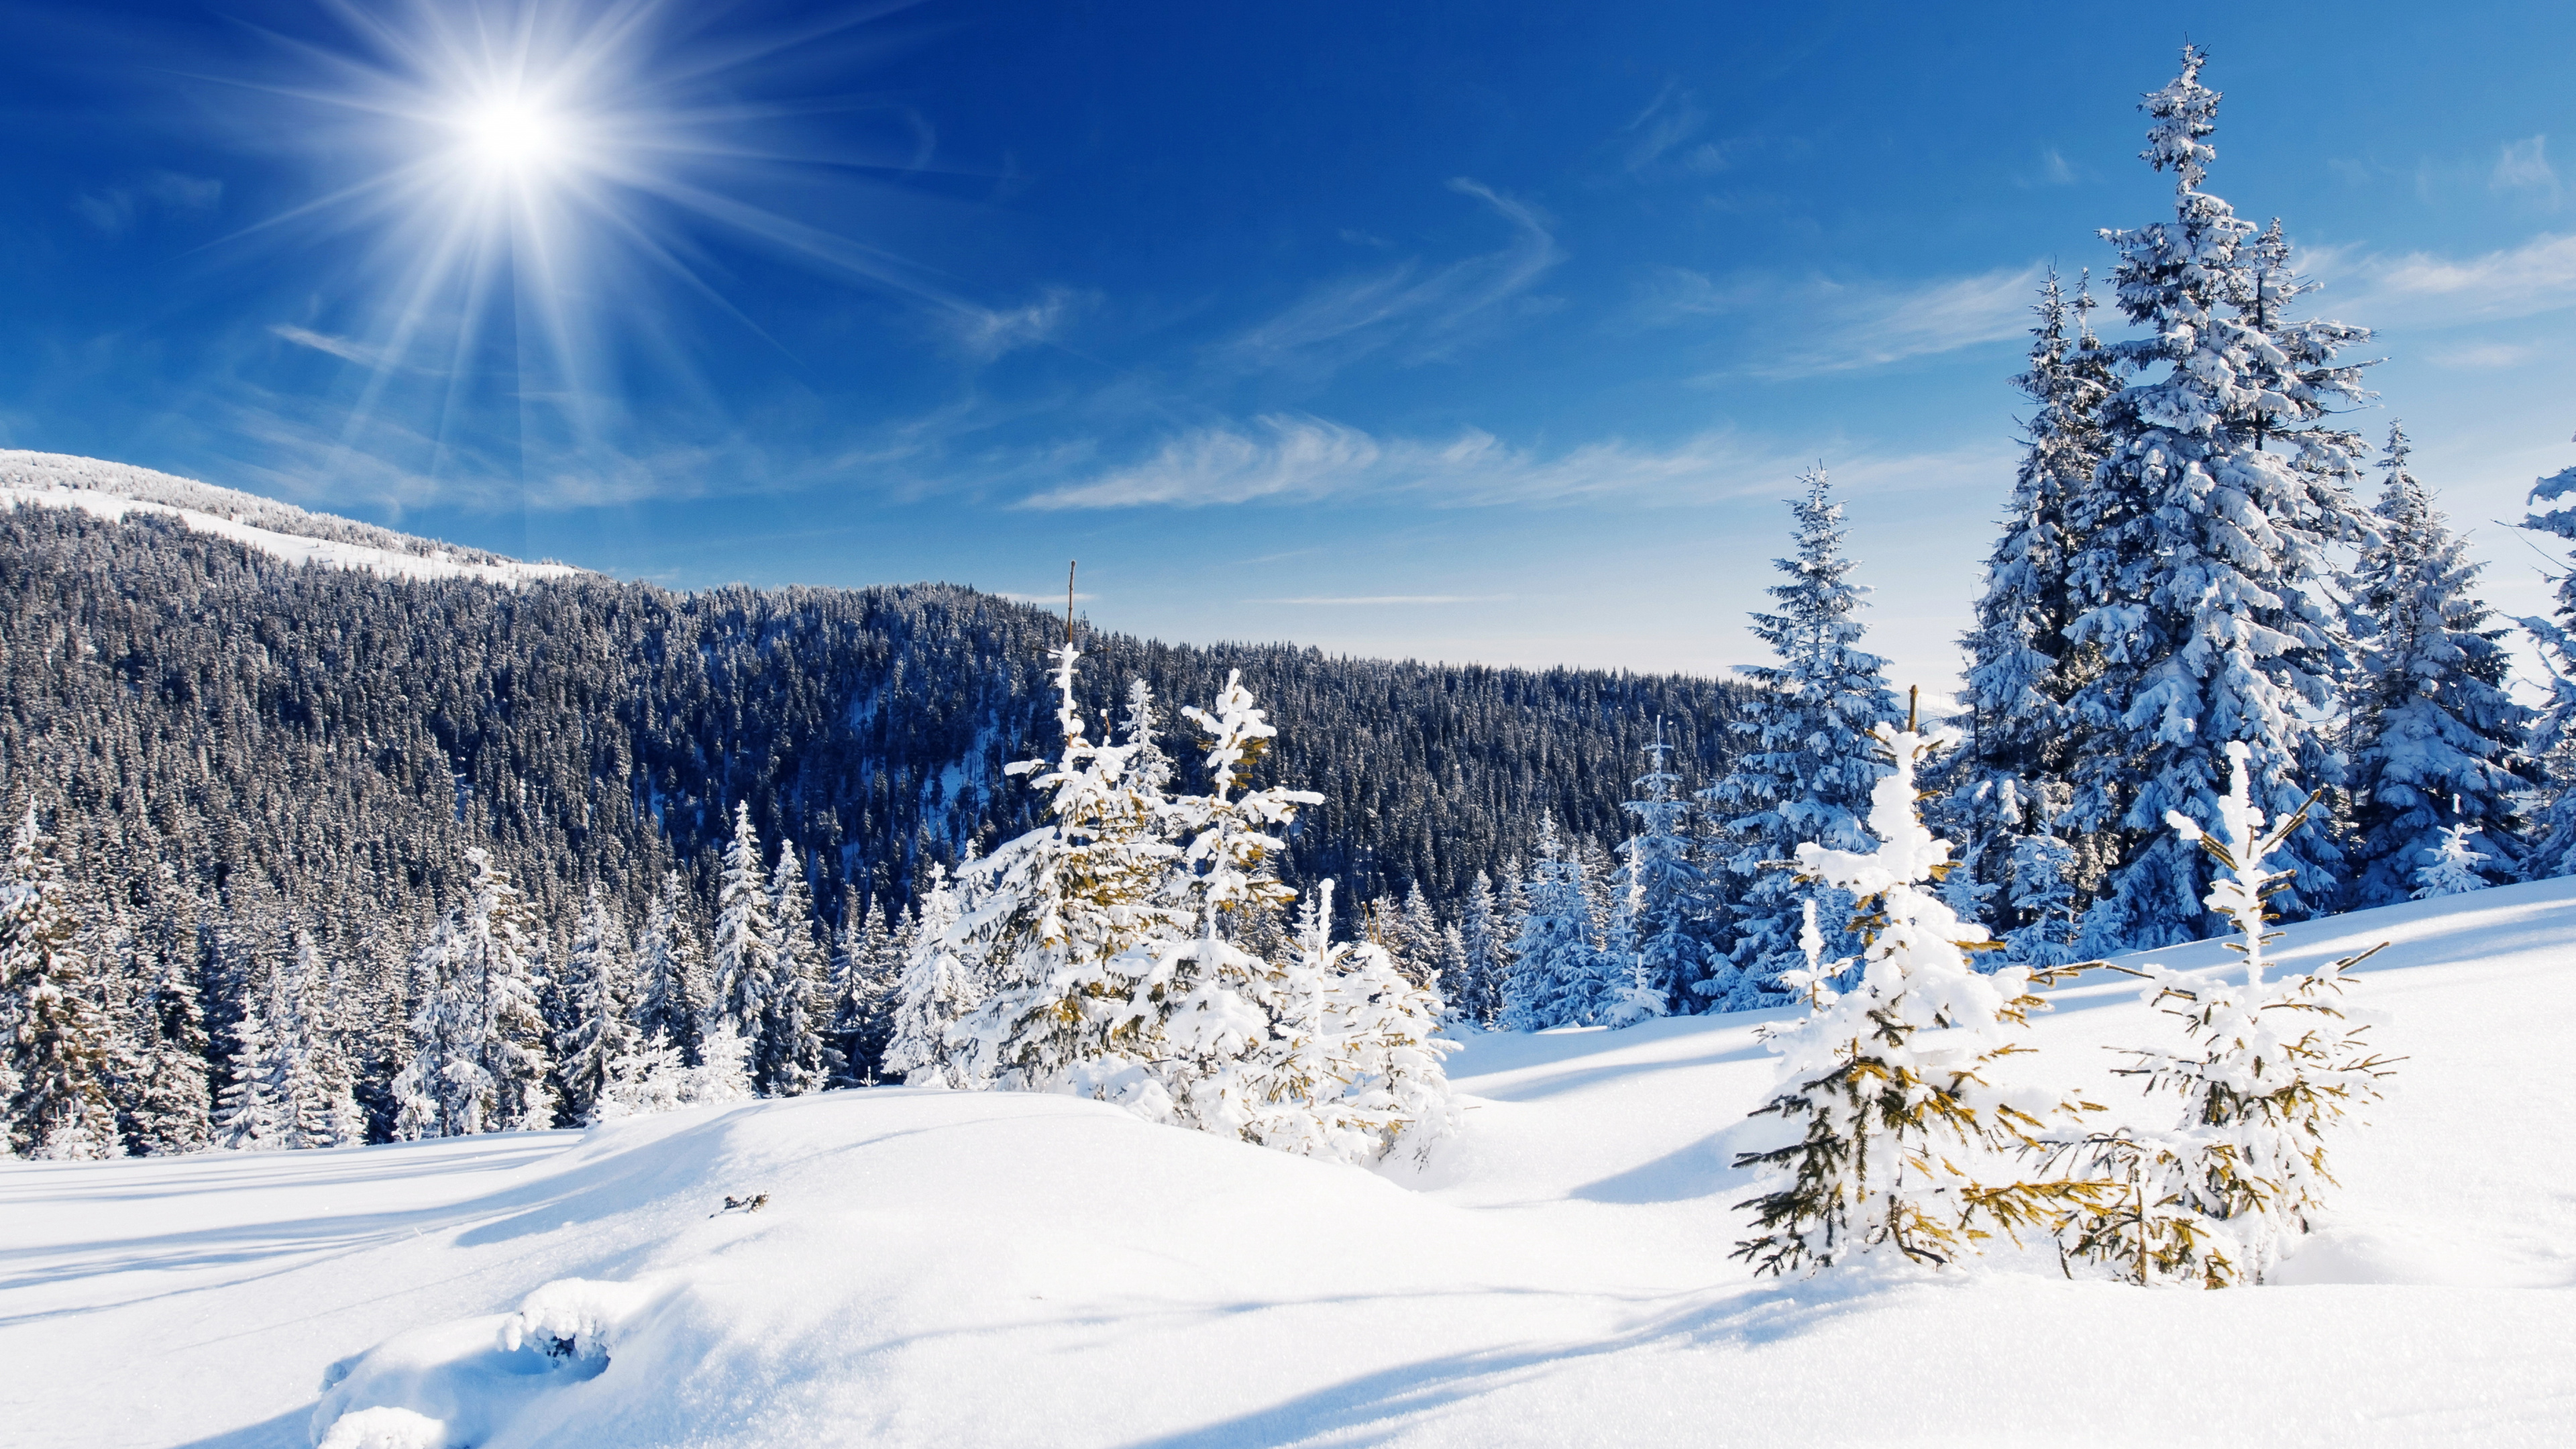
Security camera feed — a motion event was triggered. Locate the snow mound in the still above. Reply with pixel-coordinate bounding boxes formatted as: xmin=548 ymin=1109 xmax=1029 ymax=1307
xmin=9 ymin=881 xmax=2576 ymax=1448
xmin=0 ymin=449 xmax=584 ymax=585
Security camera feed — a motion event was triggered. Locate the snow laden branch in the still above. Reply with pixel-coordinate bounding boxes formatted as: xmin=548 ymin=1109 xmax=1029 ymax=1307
xmin=895 ymin=649 xmax=1458 ymax=1166
xmin=2044 ymin=743 xmax=2400 ymax=1287
xmin=1731 ymin=723 xmax=2108 ymax=1276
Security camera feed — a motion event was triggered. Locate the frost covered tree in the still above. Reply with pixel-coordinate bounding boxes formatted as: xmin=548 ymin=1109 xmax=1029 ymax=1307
xmin=2412 ymin=825 xmax=2492 ymax=900
xmin=553 ymin=885 xmax=637 ymax=1124
xmin=1615 ymin=720 xmax=1707 ymax=1010
xmin=1951 ymin=270 xmax=2117 ymax=922
xmin=2059 ymin=46 xmax=2376 ymax=952
xmin=1243 ymin=880 xmax=1459 ymax=1165
xmin=757 ymin=845 xmax=830 ymax=1097
xmin=829 ymin=895 xmax=903 ymax=1087
xmin=2342 ymin=425 xmax=2531 ymax=903
xmin=1701 ymin=470 xmax=1898 ymax=1007
xmin=1732 ymin=723 xmax=2102 ymax=1275
xmin=885 ymin=862 xmax=981 ymax=1087
xmin=632 ymin=871 xmax=704 ymax=1063
xmin=708 ymin=804 xmax=781 ymax=1074
xmin=2512 ymin=449 xmax=2576 ymax=877
xmin=956 ymin=645 xmax=1194 ymax=1095
xmin=2049 ymin=744 xmax=2396 ymax=1287
xmin=128 ymin=955 xmax=213 ymax=1155
xmin=1501 ymin=814 xmax=1621 ymax=1029
xmin=390 ymin=848 xmax=553 ymax=1139
xmin=2 ymin=806 xmax=121 ymax=1159
xmin=219 ymin=935 xmax=361 ymax=1151
xmin=1451 ymin=870 xmax=1511 ymax=1028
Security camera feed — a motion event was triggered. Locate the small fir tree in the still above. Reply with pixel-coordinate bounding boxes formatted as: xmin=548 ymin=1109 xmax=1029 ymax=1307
xmin=1501 ymin=814 xmax=1623 ymax=1029
xmin=885 ymin=863 xmax=980 ymax=1087
xmin=389 ymin=849 xmax=553 ymax=1138
xmin=759 ymin=845 xmax=829 ymax=1097
xmin=632 ymin=870 xmax=704 ymax=1063
xmin=1452 ymin=870 xmax=1512 ymax=1028
xmin=709 ymin=804 xmax=782 ymax=1073
xmin=2048 ymin=744 xmax=2397 ymax=1287
xmin=2411 ymin=824 xmax=2491 ymax=900
xmin=553 ymin=885 xmax=637 ymax=1124
xmin=1732 ymin=721 xmax=2103 ymax=1275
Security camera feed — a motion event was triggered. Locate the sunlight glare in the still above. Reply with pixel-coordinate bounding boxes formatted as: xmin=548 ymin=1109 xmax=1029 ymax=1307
xmin=455 ymin=94 xmax=570 ymax=175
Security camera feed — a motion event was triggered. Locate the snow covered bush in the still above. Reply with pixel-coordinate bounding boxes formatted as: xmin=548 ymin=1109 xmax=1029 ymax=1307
xmin=1732 ymin=720 xmax=2102 ymax=1275
xmin=2412 ymin=826 xmax=2491 ymax=900
xmin=2047 ymin=743 xmax=2397 ymax=1287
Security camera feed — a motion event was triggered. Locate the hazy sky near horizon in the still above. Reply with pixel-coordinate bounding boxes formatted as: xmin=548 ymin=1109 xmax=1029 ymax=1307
xmin=2 ymin=0 xmax=2571 ymax=690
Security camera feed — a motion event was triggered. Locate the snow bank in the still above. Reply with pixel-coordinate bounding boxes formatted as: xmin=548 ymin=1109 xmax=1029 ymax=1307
xmin=7 ymin=882 xmax=2575 ymax=1448
xmin=0 ymin=450 xmax=583 ymax=586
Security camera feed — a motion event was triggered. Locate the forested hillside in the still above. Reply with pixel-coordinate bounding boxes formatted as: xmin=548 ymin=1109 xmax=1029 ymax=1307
xmin=0 ymin=500 xmax=1749 ymax=1098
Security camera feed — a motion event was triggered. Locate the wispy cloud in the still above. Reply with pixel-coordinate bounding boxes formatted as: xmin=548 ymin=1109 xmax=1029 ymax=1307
xmin=2017 ymin=147 xmax=2088 ymax=188
xmin=946 ymin=286 xmax=1093 ymax=360
xmin=1613 ymin=84 xmax=1736 ymax=178
xmin=1631 ymin=263 xmax=2043 ymax=377
xmin=1216 ymin=179 xmax=1560 ymax=374
xmin=2428 ymin=341 xmax=2539 ymax=370
xmin=1018 ymin=413 xmax=2006 ymax=511
xmin=72 ymin=171 xmax=222 ymax=236
xmin=1253 ymin=595 xmax=1507 ymax=606
xmin=2493 ymin=136 xmax=2559 ymax=201
xmin=268 ymin=324 xmax=398 ymax=368
xmin=2328 ymin=232 xmax=2576 ymax=327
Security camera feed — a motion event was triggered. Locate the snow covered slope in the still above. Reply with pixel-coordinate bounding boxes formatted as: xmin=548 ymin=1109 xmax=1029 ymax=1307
xmin=7 ymin=883 xmax=2573 ymax=1448
xmin=0 ymin=451 xmax=583 ymax=585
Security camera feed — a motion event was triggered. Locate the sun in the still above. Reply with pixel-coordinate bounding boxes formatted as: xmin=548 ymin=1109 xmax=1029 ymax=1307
xmin=453 ymin=93 xmax=574 ymax=176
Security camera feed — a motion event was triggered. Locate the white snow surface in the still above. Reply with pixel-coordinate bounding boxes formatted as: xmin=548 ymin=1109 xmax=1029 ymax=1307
xmin=0 ymin=451 xmax=582 ymax=585
xmin=7 ymin=883 xmax=2574 ymax=1448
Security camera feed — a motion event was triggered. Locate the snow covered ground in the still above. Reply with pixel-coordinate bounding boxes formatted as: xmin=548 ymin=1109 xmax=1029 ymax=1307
xmin=6 ymin=882 xmax=2573 ymax=1448
xmin=0 ymin=451 xmax=583 ymax=586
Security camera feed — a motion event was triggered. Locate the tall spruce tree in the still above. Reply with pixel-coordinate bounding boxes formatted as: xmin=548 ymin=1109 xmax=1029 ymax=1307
xmin=1 ymin=806 xmax=121 ymax=1159
xmin=2343 ymin=425 xmax=2532 ymax=903
xmin=1502 ymin=814 xmax=1623 ymax=1029
xmin=554 ymin=884 xmax=637 ymax=1124
xmin=2059 ymin=46 xmax=2375 ymax=952
xmin=1700 ymin=470 xmax=1898 ymax=1008
xmin=1452 ymin=870 xmax=1511 ymax=1028
xmin=708 ymin=804 xmax=782 ymax=1079
xmin=1953 ymin=270 xmax=2117 ymax=925
xmin=759 ymin=845 xmax=829 ymax=1097
xmin=632 ymin=869 xmax=704 ymax=1062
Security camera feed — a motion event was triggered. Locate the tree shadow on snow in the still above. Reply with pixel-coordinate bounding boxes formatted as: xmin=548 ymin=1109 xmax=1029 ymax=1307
xmin=168 ymin=1405 xmax=307 ymax=1449
xmin=1112 ymin=1275 xmax=1914 ymax=1449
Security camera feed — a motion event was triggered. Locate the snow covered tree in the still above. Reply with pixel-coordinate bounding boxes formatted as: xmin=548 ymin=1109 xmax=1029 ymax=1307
xmin=2412 ymin=825 xmax=2492 ymax=900
xmin=2002 ymin=828 xmax=2083 ymax=967
xmin=1701 ymin=470 xmax=1899 ymax=1008
xmin=128 ymin=955 xmax=213 ymax=1155
xmin=632 ymin=871 xmax=704 ymax=1063
xmin=2342 ymin=425 xmax=2531 ymax=904
xmin=708 ymin=804 xmax=781 ymax=1073
xmin=885 ymin=862 xmax=981 ymax=1088
xmin=1242 ymin=879 xmax=1459 ymax=1165
xmin=1 ymin=806 xmax=121 ymax=1159
xmin=2512 ymin=449 xmax=2576 ymax=877
xmin=1451 ymin=870 xmax=1511 ymax=1028
xmin=2059 ymin=46 xmax=2377 ymax=952
xmin=2049 ymin=744 xmax=2396 ymax=1287
xmin=1951 ymin=270 xmax=2117 ymax=925
xmin=1502 ymin=814 xmax=1605 ymax=1029
xmin=390 ymin=848 xmax=553 ymax=1139
xmin=219 ymin=936 xmax=362 ymax=1151
xmin=757 ymin=845 xmax=830 ymax=1097
xmin=1733 ymin=723 xmax=2104 ymax=1275
xmin=829 ymin=894 xmax=903 ymax=1087
xmin=553 ymin=885 xmax=637 ymax=1124
xmin=1615 ymin=720 xmax=1707 ymax=1010
xmin=956 ymin=645 xmax=1194 ymax=1095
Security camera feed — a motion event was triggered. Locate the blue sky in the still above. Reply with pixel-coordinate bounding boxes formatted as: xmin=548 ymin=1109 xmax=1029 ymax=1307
xmin=3 ymin=1 xmax=2571 ymax=690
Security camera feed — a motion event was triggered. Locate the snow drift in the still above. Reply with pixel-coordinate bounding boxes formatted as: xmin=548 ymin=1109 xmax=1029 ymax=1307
xmin=6 ymin=882 xmax=2575 ymax=1448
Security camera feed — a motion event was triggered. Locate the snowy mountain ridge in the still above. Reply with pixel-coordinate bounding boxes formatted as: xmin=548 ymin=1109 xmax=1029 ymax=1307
xmin=7 ymin=877 xmax=2569 ymax=1448
xmin=0 ymin=450 xmax=584 ymax=586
